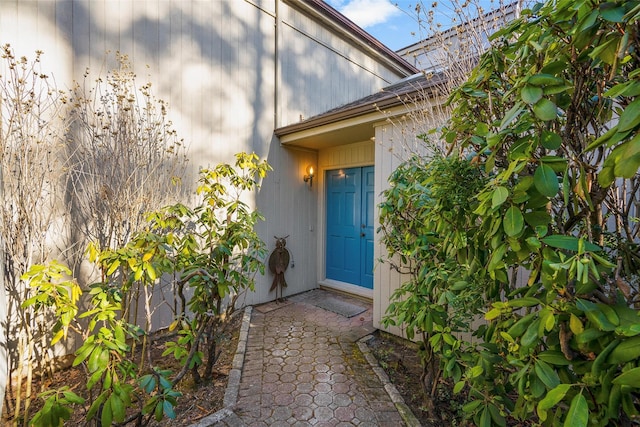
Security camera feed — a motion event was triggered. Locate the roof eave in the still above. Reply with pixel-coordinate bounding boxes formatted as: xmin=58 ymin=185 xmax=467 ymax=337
xmin=275 ymin=93 xmax=403 ymax=137
xmin=276 ymin=73 xmax=443 ymax=137
xmin=285 ymin=0 xmax=419 ymax=77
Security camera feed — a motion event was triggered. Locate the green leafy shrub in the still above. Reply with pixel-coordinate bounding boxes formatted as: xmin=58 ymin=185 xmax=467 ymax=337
xmin=23 ymin=152 xmax=270 ymax=425
xmin=151 ymin=152 xmax=271 ymax=382
xmin=380 ymin=153 xmax=489 ymax=414
xmin=382 ymin=0 xmax=640 ymax=425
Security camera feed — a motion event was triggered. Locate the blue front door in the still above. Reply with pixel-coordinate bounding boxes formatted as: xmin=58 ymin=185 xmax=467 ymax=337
xmin=326 ymin=166 xmax=374 ymax=289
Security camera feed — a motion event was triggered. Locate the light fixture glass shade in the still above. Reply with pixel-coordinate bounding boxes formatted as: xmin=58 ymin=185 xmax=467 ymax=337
xmin=304 ymin=165 xmax=315 ymax=187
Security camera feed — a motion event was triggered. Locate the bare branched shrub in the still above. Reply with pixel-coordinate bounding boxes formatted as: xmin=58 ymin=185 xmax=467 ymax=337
xmin=0 ymin=49 xmax=191 ymax=423
xmin=65 ymin=53 xmax=189 ymax=257
xmin=0 ymin=44 xmax=70 ymax=422
xmin=380 ymin=0 xmax=525 ymax=158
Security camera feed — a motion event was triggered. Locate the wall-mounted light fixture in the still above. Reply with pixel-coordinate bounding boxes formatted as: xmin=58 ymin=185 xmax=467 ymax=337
xmin=303 ymin=165 xmax=315 ymax=188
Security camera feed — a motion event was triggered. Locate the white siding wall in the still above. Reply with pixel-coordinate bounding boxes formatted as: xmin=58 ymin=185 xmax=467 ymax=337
xmin=0 ymin=0 xmax=407 ymax=313
xmin=372 ymin=119 xmax=434 ymax=336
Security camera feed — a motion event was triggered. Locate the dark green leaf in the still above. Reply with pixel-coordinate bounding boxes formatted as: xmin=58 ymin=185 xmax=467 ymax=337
xmin=537 ymin=350 xmax=571 ymax=366
xmin=88 ymin=346 xmax=109 ymax=373
xmin=111 ymin=394 xmax=126 ymax=422
xmin=577 ymin=9 xmax=598 ymax=32
xmin=164 ymin=400 xmax=177 ymax=419
xmin=589 ymin=37 xmax=618 ymax=64
xmin=575 ymin=328 xmax=606 ymax=344
xmin=534 ymin=360 xmax=560 ymax=389
xmin=604 ymin=81 xmax=640 ymax=98
xmin=522 ymin=85 xmax=543 ymax=104
xmin=612 ymin=367 xmax=640 ymax=386
xmin=618 ymin=98 xmax=640 ymax=132
xmin=599 ymin=4 xmax=625 ymax=22
xmin=101 ymin=397 xmax=113 ymax=427
xmin=500 ymin=102 xmax=524 ymax=130
xmin=613 ymin=135 xmax=640 ymax=178
xmin=540 ymin=156 xmax=567 ymax=173
xmin=489 ymin=403 xmax=506 ymax=427
xmin=541 ymin=131 xmax=562 ymax=150
xmin=480 ymin=406 xmax=491 ymax=427
xmin=607 ymin=336 xmax=640 ymax=364
xmin=524 ymin=211 xmax=551 ymax=227
xmin=509 ymin=297 xmax=540 ymax=307
xmin=528 ymin=73 xmax=563 ymax=86
xmin=521 ymin=319 xmax=541 ymax=348
xmin=542 ymin=235 xmax=601 ymax=252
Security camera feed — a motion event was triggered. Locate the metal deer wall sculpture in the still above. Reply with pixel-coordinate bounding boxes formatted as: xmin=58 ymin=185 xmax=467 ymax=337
xmin=268 ymin=235 xmax=290 ymax=302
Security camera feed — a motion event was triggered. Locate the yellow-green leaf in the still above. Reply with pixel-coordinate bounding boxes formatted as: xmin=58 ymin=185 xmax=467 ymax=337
xmin=534 ymin=164 xmax=559 ymax=197
xmin=492 ymin=186 xmax=509 ymax=208
xmin=106 ymin=259 xmax=121 ymax=276
xmin=146 ymin=263 xmax=157 ymax=281
xmin=504 ymin=205 xmax=524 ymax=237
xmin=533 ymin=98 xmax=557 ymax=121
xmin=569 ymin=314 xmax=584 ymax=334
xmin=564 ymin=393 xmax=588 ymax=427
xmin=51 ymin=329 xmax=64 ymax=346
xmin=537 ymin=384 xmax=571 ymax=421
xmin=485 ymin=308 xmax=502 ymax=320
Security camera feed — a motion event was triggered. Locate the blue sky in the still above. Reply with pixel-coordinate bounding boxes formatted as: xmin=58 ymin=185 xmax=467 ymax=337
xmin=325 ymin=0 xmax=497 ymax=51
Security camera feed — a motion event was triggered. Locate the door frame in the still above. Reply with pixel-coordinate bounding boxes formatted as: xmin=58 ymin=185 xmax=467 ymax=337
xmin=317 ymin=162 xmax=375 ymax=300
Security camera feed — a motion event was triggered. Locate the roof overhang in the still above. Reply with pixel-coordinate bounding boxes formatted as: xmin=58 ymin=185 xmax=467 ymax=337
xmin=275 ymin=73 xmax=444 ymax=149
xmin=277 ymin=104 xmax=410 ymax=149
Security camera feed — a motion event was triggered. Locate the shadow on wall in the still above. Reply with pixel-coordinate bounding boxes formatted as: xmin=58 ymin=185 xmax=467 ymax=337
xmin=254 ymin=135 xmax=319 ymax=305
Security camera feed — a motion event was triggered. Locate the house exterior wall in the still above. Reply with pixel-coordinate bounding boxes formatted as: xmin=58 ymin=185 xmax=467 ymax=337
xmin=0 ymin=0 xmax=408 ymax=315
xmin=278 ymin=5 xmax=402 ymax=125
xmin=397 ymin=3 xmax=520 ymax=72
xmin=372 ymin=117 xmax=435 ymax=336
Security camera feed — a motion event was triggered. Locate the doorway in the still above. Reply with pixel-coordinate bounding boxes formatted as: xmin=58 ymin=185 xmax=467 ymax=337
xmin=325 ymin=166 xmax=374 ymax=289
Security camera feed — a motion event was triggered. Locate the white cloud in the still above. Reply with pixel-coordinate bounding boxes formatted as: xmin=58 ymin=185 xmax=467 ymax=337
xmin=335 ymin=0 xmax=401 ymax=28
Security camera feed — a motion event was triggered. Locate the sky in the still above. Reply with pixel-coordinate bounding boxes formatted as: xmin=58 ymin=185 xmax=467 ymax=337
xmin=325 ymin=0 xmax=497 ymax=51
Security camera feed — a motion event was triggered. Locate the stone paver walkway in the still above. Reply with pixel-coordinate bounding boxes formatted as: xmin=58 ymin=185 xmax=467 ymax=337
xmin=192 ymin=289 xmax=418 ymax=427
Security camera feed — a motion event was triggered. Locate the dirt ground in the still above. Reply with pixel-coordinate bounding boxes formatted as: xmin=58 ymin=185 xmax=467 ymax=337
xmin=2 ymin=312 xmax=242 ymax=427
xmin=367 ymin=331 xmax=462 ymax=427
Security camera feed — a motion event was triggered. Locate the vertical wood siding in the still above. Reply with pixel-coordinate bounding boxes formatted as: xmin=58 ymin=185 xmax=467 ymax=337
xmin=373 ymin=119 xmax=435 ymax=336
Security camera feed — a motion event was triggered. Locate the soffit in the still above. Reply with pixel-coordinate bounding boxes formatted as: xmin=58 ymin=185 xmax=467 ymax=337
xmin=276 ymin=73 xmax=443 ymax=149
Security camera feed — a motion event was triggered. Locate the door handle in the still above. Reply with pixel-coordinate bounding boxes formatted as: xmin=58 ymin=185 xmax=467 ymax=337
xmin=360 ymin=232 xmax=365 ymax=237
